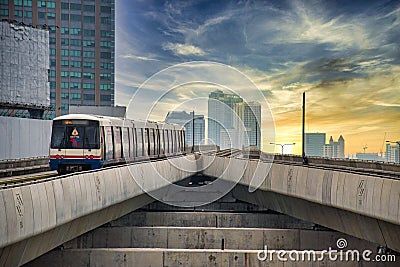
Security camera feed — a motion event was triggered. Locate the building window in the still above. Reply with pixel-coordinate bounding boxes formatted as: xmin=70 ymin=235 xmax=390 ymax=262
xmin=70 ymin=72 xmax=82 ymax=78
xmin=50 ymin=49 xmax=56 ymax=55
xmin=38 ymin=1 xmax=46 ymax=7
xmin=100 ymin=84 xmax=111 ymax=90
xmin=100 ymin=63 xmax=112 ymax=69
xmin=61 ymin=14 xmax=69 ymax=21
xmin=61 ymin=3 xmax=69 ymax=9
xmin=70 ymin=28 xmax=81 ymax=35
xmin=47 ymin=12 xmax=56 ymax=19
xmin=84 ymin=5 xmax=95 ymax=12
xmin=0 ymin=9 xmax=8 ymax=16
xmin=84 ymin=16 xmax=95 ymax=23
xmin=83 ymin=40 xmax=95 ymax=47
xmin=83 ymin=83 xmax=95 ymax=89
xmin=70 ymin=93 xmax=81 ymax=100
xmin=61 ymin=27 xmax=69 ymax=34
xmin=84 ymin=94 xmax=95 ymax=100
xmin=83 ymin=72 xmax=94 ymax=79
xmin=101 ymin=17 xmax=111 ymax=25
xmin=47 ymin=1 xmax=55 ymax=9
xmin=61 ymin=60 xmax=69 ymax=66
xmin=14 ymin=0 xmax=22 ymax=6
xmin=61 ymin=38 xmax=69 ymax=45
xmin=100 ymin=73 xmax=111 ymax=80
xmin=70 ymin=61 xmax=81 ymax=68
xmin=24 ymin=0 xmax=32 ymax=6
xmin=70 ymin=50 xmax=81 ymax=57
xmin=83 ymin=62 xmax=95 ymax=68
xmin=61 ymin=49 xmax=68 ymax=56
xmin=49 ymin=37 xmax=56 ymax=44
xmin=70 ymin=3 xmax=81 ymax=10
xmin=50 ymin=59 xmax=56 ymax=67
xmin=23 ymin=11 xmax=32 ymax=17
xmin=71 ymin=14 xmax=81 ymax=21
xmin=0 ymin=0 xmax=9 ymax=4
xmin=70 ymin=82 xmax=81 ymax=89
xmin=14 ymin=10 xmax=23 ymax=17
xmin=61 ymin=82 xmax=69 ymax=89
xmin=49 ymin=70 xmax=56 ymax=77
xmin=84 ymin=29 xmax=95 ymax=36
xmin=101 ymin=31 xmax=113 ymax=38
xmin=70 ymin=39 xmax=81 ymax=46
xmin=101 ymin=6 xmax=111 ymax=13
xmin=83 ymin=51 xmax=95 ymax=58
xmin=100 ymin=41 xmax=112 ymax=47
xmin=61 ymin=93 xmax=69 ymax=99
xmin=61 ymin=72 xmax=68 ymax=77
xmin=101 ymin=52 xmax=111 ymax=59
xmin=38 ymin=12 xmax=46 ymax=19
xmin=100 ymin=95 xmax=111 ymax=102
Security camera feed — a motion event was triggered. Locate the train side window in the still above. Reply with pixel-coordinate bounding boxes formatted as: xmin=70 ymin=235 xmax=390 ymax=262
xmin=164 ymin=129 xmax=169 ymax=153
xmin=149 ymin=128 xmax=155 ymax=156
xmin=113 ymin=127 xmax=122 ymax=159
xmin=104 ymin=126 xmax=114 ymax=160
xmin=122 ymin=127 xmax=130 ymax=159
xmin=160 ymin=129 xmax=164 ymax=154
xmin=135 ymin=128 xmax=139 ymax=157
xmin=145 ymin=128 xmax=149 ymax=156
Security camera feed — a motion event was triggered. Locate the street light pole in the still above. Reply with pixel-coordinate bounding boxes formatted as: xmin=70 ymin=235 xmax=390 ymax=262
xmin=270 ymin=142 xmax=296 ymax=155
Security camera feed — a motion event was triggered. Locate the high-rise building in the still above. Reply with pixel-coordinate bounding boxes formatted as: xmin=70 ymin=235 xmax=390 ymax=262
xmin=305 ymin=133 xmax=326 ymax=157
xmin=235 ymin=101 xmax=261 ymax=149
xmin=165 ymin=110 xmax=205 ymax=146
xmin=0 ymin=0 xmax=115 ymax=117
xmin=323 ymin=135 xmax=345 ymax=158
xmin=208 ymin=90 xmax=243 ymax=147
xmin=385 ymin=142 xmax=399 ymax=163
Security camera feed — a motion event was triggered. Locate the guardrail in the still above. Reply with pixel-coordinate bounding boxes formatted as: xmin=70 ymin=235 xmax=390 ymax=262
xmin=0 ymin=156 xmax=50 ymax=178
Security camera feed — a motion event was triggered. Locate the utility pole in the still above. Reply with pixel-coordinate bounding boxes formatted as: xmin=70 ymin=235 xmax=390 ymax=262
xmin=191 ymin=110 xmax=195 ymax=153
xmin=302 ymin=92 xmax=307 ymax=165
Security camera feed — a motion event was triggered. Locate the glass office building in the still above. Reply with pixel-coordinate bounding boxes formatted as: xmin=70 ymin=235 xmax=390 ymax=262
xmin=0 ymin=0 xmax=115 ymax=117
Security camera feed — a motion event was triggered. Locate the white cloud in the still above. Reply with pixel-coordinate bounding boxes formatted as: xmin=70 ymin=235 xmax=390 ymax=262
xmin=120 ymin=54 xmax=160 ymax=61
xmin=162 ymin=42 xmax=206 ymax=56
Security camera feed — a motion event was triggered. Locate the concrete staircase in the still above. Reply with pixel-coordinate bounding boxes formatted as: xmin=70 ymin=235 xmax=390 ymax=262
xmin=26 ymin=207 xmax=387 ymax=266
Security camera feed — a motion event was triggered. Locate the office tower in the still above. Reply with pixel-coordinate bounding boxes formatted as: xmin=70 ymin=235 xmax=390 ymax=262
xmin=305 ymin=133 xmax=326 ymax=157
xmin=235 ymin=101 xmax=261 ymax=149
xmin=208 ymin=90 xmax=243 ymax=148
xmin=323 ymin=135 xmax=345 ymax=158
xmin=385 ymin=143 xmax=399 ymax=163
xmin=0 ymin=0 xmax=115 ymax=117
xmin=165 ymin=110 xmax=205 ymax=146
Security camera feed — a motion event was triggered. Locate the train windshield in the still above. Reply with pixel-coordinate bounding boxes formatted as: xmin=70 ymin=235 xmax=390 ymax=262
xmin=51 ymin=120 xmax=100 ymax=149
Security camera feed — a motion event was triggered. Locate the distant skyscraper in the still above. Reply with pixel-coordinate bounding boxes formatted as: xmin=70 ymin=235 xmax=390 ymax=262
xmin=165 ymin=110 xmax=205 ymax=146
xmin=305 ymin=133 xmax=326 ymax=157
xmin=235 ymin=101 xmax=261 ymax=149
xmin=208 ymin=90 xmax=243 ymax=148
xmin=323 ymin=135 xmax=345 ymax=158
xmin=385 ymin=142 xmax=399 ymax=163
xmin=0 ymin=0 xmax=115 ymax=117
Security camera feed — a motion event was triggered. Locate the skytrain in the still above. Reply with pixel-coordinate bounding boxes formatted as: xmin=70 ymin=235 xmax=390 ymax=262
xmin=49 ymin=114 xmax=186 ymax=174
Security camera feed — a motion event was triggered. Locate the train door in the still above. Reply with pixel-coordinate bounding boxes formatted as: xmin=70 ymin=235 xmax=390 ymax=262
xmin=83 ymin=124 xmax=100 ymax=161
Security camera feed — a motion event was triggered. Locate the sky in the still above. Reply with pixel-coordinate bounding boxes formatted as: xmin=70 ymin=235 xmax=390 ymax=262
xmin=115 ymin=0 xmax=400 ymax=155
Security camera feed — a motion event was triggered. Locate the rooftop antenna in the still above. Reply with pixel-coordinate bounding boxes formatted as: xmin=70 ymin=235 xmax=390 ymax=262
xmin=363 ymin=144 xmax=368 ymax=153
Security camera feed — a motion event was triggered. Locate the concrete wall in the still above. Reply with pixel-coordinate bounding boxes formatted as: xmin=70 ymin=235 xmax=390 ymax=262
xmin=202 ymin=155 xmax=400 ymax=251
xmin=0 ymin=155 xmax=198 ymax=266
xmin=0 ymin=116 xmax=52 ymax=160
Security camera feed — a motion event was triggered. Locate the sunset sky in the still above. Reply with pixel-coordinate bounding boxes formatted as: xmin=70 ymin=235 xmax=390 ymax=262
xmin=115 ymin=0 xmax=400 ymax=156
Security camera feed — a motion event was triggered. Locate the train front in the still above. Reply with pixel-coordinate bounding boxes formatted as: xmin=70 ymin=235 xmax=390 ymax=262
xmin=49 ymin=116 xmax=102 ymax=174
